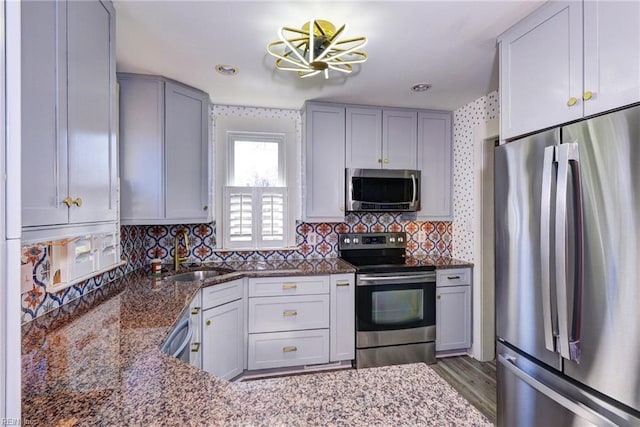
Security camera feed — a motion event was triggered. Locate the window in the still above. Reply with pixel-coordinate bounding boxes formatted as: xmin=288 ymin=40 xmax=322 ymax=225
xmin=223 ymin=132 xmax=288 ymax=249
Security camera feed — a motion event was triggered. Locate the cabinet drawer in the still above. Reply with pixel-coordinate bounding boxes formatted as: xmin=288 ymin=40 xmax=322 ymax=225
xmin=248 ymin=295 xmax=329 ymax=333
xmin=248 ymin=275 xmax=330 ymax=297
xmin=202 ymin=279 xmax=244 ymax=310
xmin=436 ymin=268 xmax=471 ymax=287
xmin=248 ymin=329 xmax=329 ymax=370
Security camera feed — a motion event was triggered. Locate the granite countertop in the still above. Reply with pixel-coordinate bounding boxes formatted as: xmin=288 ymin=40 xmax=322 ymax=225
xmin=21 ymin=257 xmax=483 ymax=426
xmin=404 ymin=254 xmax=474 ymax=269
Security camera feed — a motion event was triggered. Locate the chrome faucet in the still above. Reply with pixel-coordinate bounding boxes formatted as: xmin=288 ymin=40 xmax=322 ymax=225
xmin=174 ymin=229 xmax=189 ymax=271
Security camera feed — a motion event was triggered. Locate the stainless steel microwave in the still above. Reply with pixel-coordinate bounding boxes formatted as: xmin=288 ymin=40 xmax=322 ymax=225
xmin=346 ymin=168 xmax=421 ymax=212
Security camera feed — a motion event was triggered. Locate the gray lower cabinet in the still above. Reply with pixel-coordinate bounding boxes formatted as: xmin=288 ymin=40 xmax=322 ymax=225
xmin=21 ymin=0 xmax=117 ymax=234
xmin=201 ymin=300 xmax=244 ymax=380
xmin=118 ymin=73 xmax=210 ymax=225
xmin=436 ymin=268 xmax=472 ymax=353
xmin=200 ymin=279 xmax=244 ymax=380
xmin=247 ymin=274 xmax=354 ymax=370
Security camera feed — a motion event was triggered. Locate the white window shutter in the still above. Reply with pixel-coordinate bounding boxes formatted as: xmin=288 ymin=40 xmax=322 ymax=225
xmin=224 ymin=187 xmax=254 ymax=248
xmin=259 ymin=188 xmax=286 ymax=245
xmin=224 ymin=186 xmax=288 ymax=249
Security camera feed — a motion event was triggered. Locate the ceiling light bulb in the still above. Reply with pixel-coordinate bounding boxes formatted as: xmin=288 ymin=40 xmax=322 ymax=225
xmin=215 ymin=64 xmax=238 ymax=76
xmin=267 ymin=19 xmax=367 ymax=79
xmin=411 ymin=83 xmax=432 ymax=92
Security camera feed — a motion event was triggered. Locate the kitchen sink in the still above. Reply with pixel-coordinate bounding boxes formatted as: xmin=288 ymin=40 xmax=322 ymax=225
xmin=167 ymin=269 xmax=233 ymax=282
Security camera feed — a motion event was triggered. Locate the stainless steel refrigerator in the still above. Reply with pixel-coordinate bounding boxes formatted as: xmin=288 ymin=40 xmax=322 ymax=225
xmin=495 ymin=104 xmax=640 ymax=426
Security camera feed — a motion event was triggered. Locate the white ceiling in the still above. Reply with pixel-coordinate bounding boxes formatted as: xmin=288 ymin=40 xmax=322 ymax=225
xmin=114 ymin=1 xmax=544 ymax=111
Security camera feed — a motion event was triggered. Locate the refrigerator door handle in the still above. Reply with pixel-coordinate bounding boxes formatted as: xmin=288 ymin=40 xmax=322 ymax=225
xmin=497 ymin=354 xmax=618 ymax=426
xmin=555 ymin=143 xmax=582 ymax=362
xmin=568 ymin=143 xmax=584 ymax=362
xmin=540 ymin=145 xmax=557 ymax=353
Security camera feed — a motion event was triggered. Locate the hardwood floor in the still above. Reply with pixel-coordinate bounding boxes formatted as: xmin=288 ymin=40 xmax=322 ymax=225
xmin=431 ymin=356 xmax=497 ymax=425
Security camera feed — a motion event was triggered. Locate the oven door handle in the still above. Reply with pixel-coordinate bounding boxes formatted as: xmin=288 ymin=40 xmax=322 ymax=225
xmin=358 ymin=273 xmax=435 ymax=285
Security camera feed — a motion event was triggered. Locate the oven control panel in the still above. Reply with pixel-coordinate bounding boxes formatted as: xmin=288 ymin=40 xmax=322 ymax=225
xmin=338 ymin=232 xmax=407 ymax=250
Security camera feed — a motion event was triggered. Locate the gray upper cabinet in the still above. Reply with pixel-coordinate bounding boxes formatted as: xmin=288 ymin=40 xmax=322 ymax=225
xmin=345 ymin=107 xmax=382 ymax=169
xmin=499 ymin=0 xmax=640 ymax=140
xmin=417 ymin=111 xmax=452 ymax=220
xmin=302 ymin=102 xmax=346 ymax=222
xmin=346 ymin=107 xmax=417 ymax=169
xmin=21 ymin=0 xmax=117 ymax=234
xmin=118 ymin=74 xmax=210 ymax=225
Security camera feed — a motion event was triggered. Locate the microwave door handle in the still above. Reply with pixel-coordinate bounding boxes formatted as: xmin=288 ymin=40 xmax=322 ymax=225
xmin=411 ymin=174 xmax=417 ymax=205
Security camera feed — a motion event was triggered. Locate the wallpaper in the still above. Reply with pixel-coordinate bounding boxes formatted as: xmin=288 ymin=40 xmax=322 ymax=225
xmin=451 ymin=91 xmax=499 ymax=262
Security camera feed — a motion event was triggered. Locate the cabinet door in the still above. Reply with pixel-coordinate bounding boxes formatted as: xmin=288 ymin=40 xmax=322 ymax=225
xmin=164 ymin=81 xmax=209 ymax=221
xmin=417 ymin=112 xmax=452 ymax=220
xmin=499 ymin=1 xmax=583 ymax=139
xmin=67 ymin=0 xmax=117 ymax=223
xmin=330 ymin=274 xmax=355 ymax=362
xmin=583 ymin=1 xmax=640 ymax=116
xmin=345 ymin=107 xmax=382 ymax=169
xmin=202 ymin=299 xmax=244 ymax=380
xmin=21 ymin=0 xmax=69 ymax=227
xmin=382 ymin=109 xmax=417 ymax=169
xmin=436 ymin=285 xmax=471 ymax=352
xmin=118 ymin=76 xmax=165 ymax=222
xmin=303 ymin=103 xmax=346 ymax=222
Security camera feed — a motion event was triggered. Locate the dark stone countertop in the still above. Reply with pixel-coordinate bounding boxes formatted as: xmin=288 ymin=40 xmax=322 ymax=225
xmin=21 ymin=256 xmax=480 ymax=426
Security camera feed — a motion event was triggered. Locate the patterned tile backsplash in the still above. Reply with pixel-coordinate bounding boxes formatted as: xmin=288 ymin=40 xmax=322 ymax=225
xmin=20 ymin=214 xmax=452 ymax=322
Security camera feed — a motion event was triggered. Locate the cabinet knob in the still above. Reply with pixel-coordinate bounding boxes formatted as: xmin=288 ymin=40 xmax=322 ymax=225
xmin=583 ymin=91 xmax=593 ymax=101
xmin=339 ymin=206 xmax=345 ymax=212
xmin=437 ymin=295 xmax=441 ymax=300
xmin=206 ymin=320 xmax=211 ymax=326
xmin=191 ymin=307 xmax=201 ymax=315
xmin=383 ymin=159 xmax=389 ymax=164
xmin=62 ymin=197 xmax=73 ymax=207
xmin=377 ymin=158 xmax=382 ymax=163
xmin=73 ymin=197 xmax=83 ymax=207
xmin=203 ymin=205 xmax=208 ymax=211
xmin=567 ymin=97 xmax=578 ymax=107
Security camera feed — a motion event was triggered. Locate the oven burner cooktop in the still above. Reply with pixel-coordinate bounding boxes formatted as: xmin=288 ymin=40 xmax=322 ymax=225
xmin=338 ymin=232 xmax=435 ymax=274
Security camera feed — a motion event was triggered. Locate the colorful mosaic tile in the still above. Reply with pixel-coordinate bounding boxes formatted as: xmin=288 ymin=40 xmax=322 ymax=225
xmin=20 ymin=226 xmax=147 ymax=323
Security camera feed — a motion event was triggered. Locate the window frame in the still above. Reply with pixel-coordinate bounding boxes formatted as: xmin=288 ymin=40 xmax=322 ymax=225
xmin=227 ymin=131 xmax=286 ymax=187
xmin=222 ymin=131 xmax=290 ymax=250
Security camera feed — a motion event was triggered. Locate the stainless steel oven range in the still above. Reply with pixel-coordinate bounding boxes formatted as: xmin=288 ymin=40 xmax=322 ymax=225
xmin=339 ymin=232 xmax=436 ymax=369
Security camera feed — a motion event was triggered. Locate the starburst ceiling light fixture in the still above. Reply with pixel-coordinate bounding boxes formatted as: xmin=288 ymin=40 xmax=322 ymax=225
xmin=266 ymin=19 xmax=368 ymax=79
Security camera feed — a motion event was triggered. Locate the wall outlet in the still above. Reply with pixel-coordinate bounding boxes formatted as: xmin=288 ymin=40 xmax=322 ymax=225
xmin=308 ymin=232 xmax=318 ymax=244
xmin=417 ymin=231 xmax=427 ymax=242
